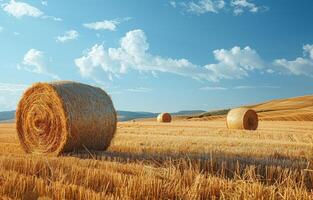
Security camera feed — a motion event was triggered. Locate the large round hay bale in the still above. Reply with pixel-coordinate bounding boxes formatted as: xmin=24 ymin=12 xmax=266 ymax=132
xmin=157 ymin=112 xmax=172 ymax=123
xmin=16 ymin=81 xmax=117 ymax=155
xmin=226 ymin=107 xmax=258 ymax=130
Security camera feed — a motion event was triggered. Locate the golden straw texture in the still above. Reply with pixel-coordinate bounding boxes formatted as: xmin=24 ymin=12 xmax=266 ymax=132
xmin=157 ymin=113 xmax=172 ymax=123
xmin=16 ymin=81 xmax=117 ymax=156
xmin=226 ymin=107 xmax=258 ymax=130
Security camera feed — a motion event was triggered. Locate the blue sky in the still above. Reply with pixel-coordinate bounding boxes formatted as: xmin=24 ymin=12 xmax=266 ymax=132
xmin=0 ymin=0 xmax=312 ymax=112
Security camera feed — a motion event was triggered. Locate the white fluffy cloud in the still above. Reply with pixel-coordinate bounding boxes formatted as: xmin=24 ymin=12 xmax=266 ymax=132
xmin=205 ymin=46 xmax=264 ymax=80
xmin=231 ymin=0 xmax=261 ymax=15
xmin=1 ymin=0 xmax=61 ymax=21
xmin=83 ymin=20 xmax=120 ymax=31
xmin=19 ymin=49 xmax=59 ymax=79
xmin=170 ymin=0 xmax=266 ymax=15
xmin=274 ymin=44 xmax=313 ymax=77
xmin=2 ymin=0 xmax=43 ymax=18
xmin=183 ymin=0 xmax=225 ymax=14
xmin=75 ymin=30 xmax=212 ymax=81
xmin=22 ymin=49 xmax=46 ymax=73
xmin=75 ymin=29 xmax=266 ymax=82
xmin=56 ymin=30 xmax=79 ymax=43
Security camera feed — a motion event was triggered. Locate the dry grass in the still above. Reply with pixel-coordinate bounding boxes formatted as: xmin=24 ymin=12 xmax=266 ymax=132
xmin=1 ymin=120 xmax=313 ymax=199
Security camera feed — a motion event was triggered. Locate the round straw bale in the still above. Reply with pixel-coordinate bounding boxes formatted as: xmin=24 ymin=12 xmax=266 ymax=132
xmin=226 ymin=107 xmax=258 ymax=130
xmin=16 ymin=81 xmax=117 ymax=155
xmin=157 ymin=112 xmax=172 ymax=123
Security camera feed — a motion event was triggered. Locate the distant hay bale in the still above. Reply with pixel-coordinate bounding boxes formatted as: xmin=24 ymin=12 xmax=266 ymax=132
xmin=226 ymin=107 xmax=258 ymax=130
xmin=157 ymin=113 xmax=172 ymax=123
xmin=16 ymin=81 xmax=117 ymax=156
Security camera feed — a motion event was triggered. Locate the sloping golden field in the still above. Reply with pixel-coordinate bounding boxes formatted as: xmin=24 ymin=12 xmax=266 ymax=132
xmin=0 ymin=95 xmax=313 ymax=199
xmin=186 ymin=95 xmax=313 ymax=122
xmin=251 ymin=95 xmax=313 ymax=121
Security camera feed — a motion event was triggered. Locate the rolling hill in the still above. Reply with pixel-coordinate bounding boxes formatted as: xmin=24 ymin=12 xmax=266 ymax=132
xmin=249 ymin=95 xmax=313 ymax=121
xmin=0 ymin=111 xmax=15 ymax=123
xmin=187 ymin=95 xmax=313 ymax=121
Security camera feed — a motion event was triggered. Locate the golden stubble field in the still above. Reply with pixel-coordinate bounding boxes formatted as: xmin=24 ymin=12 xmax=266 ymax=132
xmin=1 ymin=119 xmax=313 ymax=200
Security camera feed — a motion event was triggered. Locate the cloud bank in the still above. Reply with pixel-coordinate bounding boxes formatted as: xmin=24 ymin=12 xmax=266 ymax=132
xmin=75 ymin=29 xmax=267 ymax=82
xmin=75 ymin=29 xmax=313 ymax=83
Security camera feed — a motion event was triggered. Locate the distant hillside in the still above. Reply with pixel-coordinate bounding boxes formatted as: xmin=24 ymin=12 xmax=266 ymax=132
xmin=118 ymin=110 xmax=206 ymax=121
xmin=0 ymin=111 xmax=15 ymax=123
xmin=0 ymin=110 xmax=206 ymax=122
xmin=188 ymin=95 xmax=313 ymax=121
xmin=117 ymin=111 xmax=158 ymax=121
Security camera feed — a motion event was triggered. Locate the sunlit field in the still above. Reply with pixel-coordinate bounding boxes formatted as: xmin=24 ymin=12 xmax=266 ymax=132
xmin=1 ymin=120 xmax=313 ymax=200
xmin=1 ymin=0 xmax=313 ymax=199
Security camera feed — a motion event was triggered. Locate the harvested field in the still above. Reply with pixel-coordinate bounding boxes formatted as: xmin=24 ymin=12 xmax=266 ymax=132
xmin=1 ymin=119 xmax=313 ymax=199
